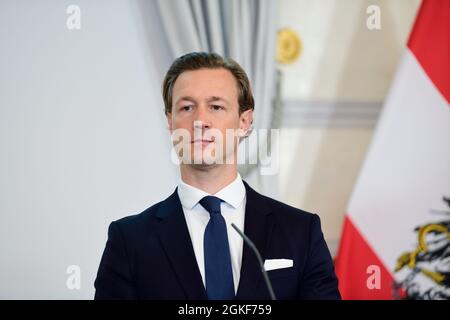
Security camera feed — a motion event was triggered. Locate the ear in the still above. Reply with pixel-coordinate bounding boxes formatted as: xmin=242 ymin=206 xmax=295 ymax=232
xmin=239 ymin=109 xmax=253 ymax=136
xmin=166 ymin=112 xmax=173 ymax=133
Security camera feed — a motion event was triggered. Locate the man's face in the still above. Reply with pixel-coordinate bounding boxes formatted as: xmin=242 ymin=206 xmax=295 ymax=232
xmin=166 ymin=68 xmax=253 ymax=166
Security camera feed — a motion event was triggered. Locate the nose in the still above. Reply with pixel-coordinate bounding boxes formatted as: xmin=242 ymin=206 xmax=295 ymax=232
xmin=194 ymin=105 xmax=211 ymax=130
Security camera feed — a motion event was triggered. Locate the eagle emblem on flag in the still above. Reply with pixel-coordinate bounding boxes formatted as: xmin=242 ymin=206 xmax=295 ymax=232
xmin=393 ymin=197 xmax=450 ymax=299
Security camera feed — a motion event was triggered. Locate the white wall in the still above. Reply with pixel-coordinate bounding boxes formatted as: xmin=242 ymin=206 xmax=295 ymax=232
xmin=0 ymin=0 xmax=177 ymax=299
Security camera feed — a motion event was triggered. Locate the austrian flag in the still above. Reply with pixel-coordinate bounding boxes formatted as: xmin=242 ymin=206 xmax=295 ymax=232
xmin=335 ymin=0 xmax=450 ymax=299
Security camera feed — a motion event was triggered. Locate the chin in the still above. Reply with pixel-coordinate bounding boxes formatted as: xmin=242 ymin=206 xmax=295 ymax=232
xmin=189 ymin=162 xmax=220 ymax=172
xmin=193 ymin=156 xmax=220 ymax=166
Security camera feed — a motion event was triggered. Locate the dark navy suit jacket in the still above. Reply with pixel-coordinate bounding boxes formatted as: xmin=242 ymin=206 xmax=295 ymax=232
xmin=94 ymin=181 xmax=341 ymax=300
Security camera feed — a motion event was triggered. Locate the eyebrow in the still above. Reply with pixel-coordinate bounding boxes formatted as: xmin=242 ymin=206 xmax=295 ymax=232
xmin=175 ymin=96 xmax=230 ymax=105
xmin=206 ymin=96 xmax=229 ymax=104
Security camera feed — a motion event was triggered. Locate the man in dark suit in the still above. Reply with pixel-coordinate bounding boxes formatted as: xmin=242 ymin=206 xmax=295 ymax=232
xmin=94 ymin=52 xmax=340 ymax=300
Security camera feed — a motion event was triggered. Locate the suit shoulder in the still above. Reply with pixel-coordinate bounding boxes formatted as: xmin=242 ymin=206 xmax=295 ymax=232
xmin=114 ymin=202 xmax=160 ymax=227
xmin=244 ymin=181 xmax=317 ymax=223
xmin=261 ymin=194 xmax=318 ymax=224
xmin=111 ymin=191 xmax=175 ymax=232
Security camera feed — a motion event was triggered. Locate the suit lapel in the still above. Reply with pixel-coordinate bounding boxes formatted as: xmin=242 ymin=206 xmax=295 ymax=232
xmin=156 ymin=189 xmax=207 ymax=299
xmin=235 ymin=181 xmax=274 ymax=299
xmin=155 ymin=182 xmax=274 ymax=300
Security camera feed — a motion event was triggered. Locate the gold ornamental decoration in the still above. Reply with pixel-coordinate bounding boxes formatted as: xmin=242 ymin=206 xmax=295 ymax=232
xmin=277 ymin=28 xmax=302 ymax=64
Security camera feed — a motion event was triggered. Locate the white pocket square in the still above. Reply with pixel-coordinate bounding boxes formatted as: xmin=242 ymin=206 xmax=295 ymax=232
xmin=264 ymin=259 xmax=293 ymax=271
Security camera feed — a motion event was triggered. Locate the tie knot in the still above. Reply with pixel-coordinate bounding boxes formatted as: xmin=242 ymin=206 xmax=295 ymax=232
xmin=199 ymin=196 xmax=223 ymax=215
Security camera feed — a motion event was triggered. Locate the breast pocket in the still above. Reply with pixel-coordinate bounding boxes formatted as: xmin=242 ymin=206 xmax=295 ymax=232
xmin=265 ymin=267 xmax=298 ymax=300
xmin=267 ymin=266 xmax=297 ymax=279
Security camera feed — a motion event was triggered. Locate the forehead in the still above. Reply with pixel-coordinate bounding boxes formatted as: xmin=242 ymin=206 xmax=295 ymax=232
xmin=172 ymin=68 xmax=239 ymax=101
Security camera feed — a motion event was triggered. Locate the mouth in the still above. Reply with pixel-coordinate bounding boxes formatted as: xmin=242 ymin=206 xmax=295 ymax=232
xmin=191 ymin=139 xmax=214 ymax=145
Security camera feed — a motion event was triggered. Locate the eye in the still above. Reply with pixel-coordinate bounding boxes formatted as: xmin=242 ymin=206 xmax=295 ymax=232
xmin=181 ymin=105 xmax=193 ymax=112
xmin=211 ymin=105 xmax=224 ymax=111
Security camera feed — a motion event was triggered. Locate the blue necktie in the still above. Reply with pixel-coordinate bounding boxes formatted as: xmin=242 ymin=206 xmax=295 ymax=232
xmin=199 ymin=196 xmax=235 ymax=300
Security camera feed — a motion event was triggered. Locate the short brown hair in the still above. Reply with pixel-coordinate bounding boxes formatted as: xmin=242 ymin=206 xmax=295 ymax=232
xmin=162 ymin=52 xmax=254 ymax=115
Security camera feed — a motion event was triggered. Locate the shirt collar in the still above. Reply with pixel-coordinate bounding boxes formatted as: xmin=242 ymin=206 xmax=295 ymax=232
xmin=177 ymin=173 xmax=246 ymax=210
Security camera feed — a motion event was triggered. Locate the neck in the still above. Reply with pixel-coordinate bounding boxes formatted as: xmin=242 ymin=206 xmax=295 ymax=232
xmin=180 ymin=163 xmax=238 ymax=195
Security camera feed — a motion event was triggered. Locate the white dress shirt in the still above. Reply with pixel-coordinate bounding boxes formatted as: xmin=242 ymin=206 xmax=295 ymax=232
xmin=177 ymin=174 xmax=246 ymax=294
